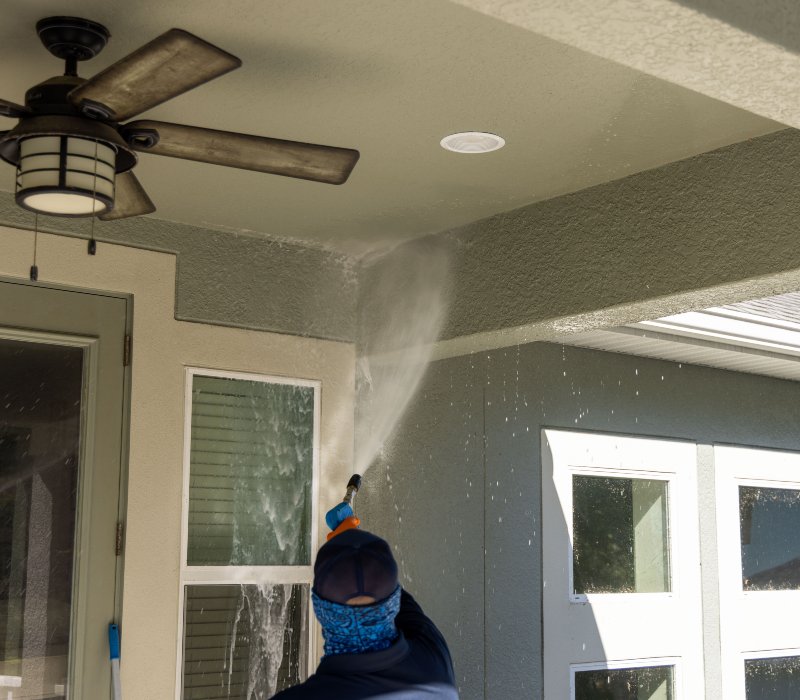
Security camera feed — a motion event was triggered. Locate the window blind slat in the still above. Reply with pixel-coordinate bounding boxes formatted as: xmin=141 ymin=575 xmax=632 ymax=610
xmin=187 ymin=376 xmax=313 ymax=567
xmin=182 ymin=584 xmax=308 ymax=700
xmin=182 ymin=375 xmax=314 ymax=699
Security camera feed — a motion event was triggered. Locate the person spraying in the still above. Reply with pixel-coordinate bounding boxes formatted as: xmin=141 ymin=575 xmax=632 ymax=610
xmin=271 ymin=474 xmax=458 ymax=699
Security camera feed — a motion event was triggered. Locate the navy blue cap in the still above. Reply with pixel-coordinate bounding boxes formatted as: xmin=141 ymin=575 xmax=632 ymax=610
xmin=313 ymin=529 xmax=399 ymax=604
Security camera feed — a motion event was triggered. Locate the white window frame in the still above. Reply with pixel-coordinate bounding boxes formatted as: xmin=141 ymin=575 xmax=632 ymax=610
xmin=547 ymin=433 xmax=800 ymax=699
xmin=737 ymin=649 xmax=800 ymax=700
xmin=715 ymin=445 xmax=800 ymax=700
xmin=566 ymin=465 xmax=680 ymax=604
xmin=719 ymin=473 xmax=800 ymax=604
xmin=543 ymin=428 xmax=704 ymax=699
xmin=175 ymin=366 xmax=321 ymax=700
xmin=570 ymin=656 xmax=682 ymax=700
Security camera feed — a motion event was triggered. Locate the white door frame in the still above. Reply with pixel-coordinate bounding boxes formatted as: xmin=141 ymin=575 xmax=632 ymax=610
xmin=715 ymin=445 xmax=800 ymax=700
xmin=175 ymin=367 xmax=322 ymax=699
xmin=0 ymin=279 xmax=130 ymax=700
xmin=543 ymin=429 xmax=704 ymax=699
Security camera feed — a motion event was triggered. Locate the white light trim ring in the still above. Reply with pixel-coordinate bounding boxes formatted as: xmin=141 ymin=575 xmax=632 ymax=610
xmin=440 ymin=131 xmax=505 ymax=153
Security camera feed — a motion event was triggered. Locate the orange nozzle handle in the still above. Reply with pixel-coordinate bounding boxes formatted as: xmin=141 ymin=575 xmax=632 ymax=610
xmin=326 ymin=515 xmax=361 ymax=541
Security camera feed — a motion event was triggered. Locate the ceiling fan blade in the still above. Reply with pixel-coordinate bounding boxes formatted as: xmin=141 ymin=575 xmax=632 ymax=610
xmin=124 ymin=120 xmax=360 ymax=185
xmin=0 ymin=98 xmax=30 ymax=118
xmin=68 ymin=29 xmax=241 ymax=122
xmin=100 ymin=171 xmax=156 ymax=220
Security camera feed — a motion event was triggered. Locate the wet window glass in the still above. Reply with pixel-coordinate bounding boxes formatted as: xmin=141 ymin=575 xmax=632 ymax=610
xmin=573 ymin=475 xmax=670 ymax=594
xmin=182 ymin=584 xmax=308 ymax=699
xmin=739 ymin=485 xmax=800 ymax=591
xmin=187 ymin=375 xmax=315 ymax=566
xmin=575 ymin=665 xmax=674 ymax=700
xmin=0 ymin=338 xmax=83 ymax=698
xmin=745 ymin=655 xmax=800 ymax=699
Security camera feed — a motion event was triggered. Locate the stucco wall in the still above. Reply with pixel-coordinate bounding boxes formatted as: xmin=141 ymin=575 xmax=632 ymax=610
xmin=0 ymin=193 xmax=357 ymax=342
xmin=359 ymin=341 xmax=800 ymax=699
xmin=359 ymin=128 xmax=800 ymax=356
xmin=0 ymin=227 xmax=355 ymax=699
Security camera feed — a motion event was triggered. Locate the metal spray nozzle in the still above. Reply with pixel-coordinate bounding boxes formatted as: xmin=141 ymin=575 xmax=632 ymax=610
xmin=343 ymin=473 xmax=362 ymax=506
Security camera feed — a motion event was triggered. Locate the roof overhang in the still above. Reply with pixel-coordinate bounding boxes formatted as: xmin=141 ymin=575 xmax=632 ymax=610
xmin=561 ymin=307 xmax=800 ymax=382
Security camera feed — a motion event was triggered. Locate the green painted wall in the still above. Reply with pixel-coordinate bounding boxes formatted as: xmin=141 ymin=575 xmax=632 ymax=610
xmin=359 ymin=342 xmax=800 ymax=699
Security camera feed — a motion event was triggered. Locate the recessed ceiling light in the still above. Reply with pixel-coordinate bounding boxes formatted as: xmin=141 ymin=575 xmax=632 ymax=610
xmin=440 ymin=131 xmax=505 ymax=154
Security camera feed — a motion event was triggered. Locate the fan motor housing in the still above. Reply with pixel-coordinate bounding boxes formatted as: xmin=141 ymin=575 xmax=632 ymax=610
xmin=36 ymin=17 xmax=110 ymax=62
xmin=25 ymin=76 xmax=86 ymax=116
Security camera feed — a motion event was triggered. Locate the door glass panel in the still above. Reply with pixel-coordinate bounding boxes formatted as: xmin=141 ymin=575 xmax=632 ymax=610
xmin=574 ymin=664 xmax=674 ymax=699
xmin=573 ymin=475 xmax=670 ymax=594
xmin=745 ymin=655 xmax=800 ymax=699
xmin=187 ymin=375 xmax=314 ymax=567
xmin=0 ymin=338 xmax=83 ymax=699
xmin=739 ymin=485 xmax=800 ymax=591
xmin=182 ymin=584 xmax=308 ymax=699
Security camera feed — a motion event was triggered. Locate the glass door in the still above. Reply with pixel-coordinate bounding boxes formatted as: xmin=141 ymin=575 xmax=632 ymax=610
xmin=715 ymin=445 xmax=800 ymax=700
xmin=543 ymin=429 xmax=704 ymax=699
xmin=0 ymin=338 xmax=82 ymax=698
xmin=0 ymin=279 xmax=128 ymax=699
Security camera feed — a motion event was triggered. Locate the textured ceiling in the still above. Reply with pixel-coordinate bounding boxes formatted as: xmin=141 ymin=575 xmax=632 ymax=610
xmin=0 ymin=0 xmax=782 ymax=255
xmin=453 ymin=0 xmax=800 ymax=129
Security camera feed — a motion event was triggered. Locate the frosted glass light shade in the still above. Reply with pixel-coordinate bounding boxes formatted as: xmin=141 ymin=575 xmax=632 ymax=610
xmin=15 ymin=135 xmax=116 ymax=216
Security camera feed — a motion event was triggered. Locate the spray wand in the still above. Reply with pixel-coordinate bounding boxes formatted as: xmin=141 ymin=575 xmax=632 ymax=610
xmin=325 ymin=473 xmax=362 ymax=540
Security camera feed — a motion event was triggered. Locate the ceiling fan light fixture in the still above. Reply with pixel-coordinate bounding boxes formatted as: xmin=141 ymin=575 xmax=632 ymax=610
xmin=440 ymin=131 xmax=505 ymax=154
xmin=1 ymin=18 xmax=360 ymax=222
xmin=15 ymin=135 xmax=116 ymax=216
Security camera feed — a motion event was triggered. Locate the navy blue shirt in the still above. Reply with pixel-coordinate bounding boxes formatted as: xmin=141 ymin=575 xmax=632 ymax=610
xmin=271 ymin=590 xmax=458 ymax=699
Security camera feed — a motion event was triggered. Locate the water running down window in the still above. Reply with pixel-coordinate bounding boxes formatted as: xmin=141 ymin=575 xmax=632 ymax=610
xmin=179 ymin=370 xmax=319 ymax=700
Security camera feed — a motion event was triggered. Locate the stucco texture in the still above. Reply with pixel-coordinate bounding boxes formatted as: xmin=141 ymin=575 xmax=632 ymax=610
xmin=0 ymin=229 xmax=355 ymax=699
xmin=451 ymin=0 xmax=800 ymax=128
xmin=0 ymin=192 xmax=357 ymax=342
xmin=360 ymin=341 xmax=800 ymax=699
xmin=360 ymin=128 xmax=800 ymax=354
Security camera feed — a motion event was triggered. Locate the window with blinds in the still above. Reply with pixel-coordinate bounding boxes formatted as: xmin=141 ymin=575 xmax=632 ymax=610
xmin=179 ymin=370 xmax=319 ymax=700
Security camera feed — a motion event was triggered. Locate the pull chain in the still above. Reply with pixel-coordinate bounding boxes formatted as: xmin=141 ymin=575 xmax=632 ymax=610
xmin=88 ymin=213 xmax=97 ymax=255
xmin=88 ymin=138 xmax=98 ymax=255
xmin=29 ymin=213 xmax=39 ymax=281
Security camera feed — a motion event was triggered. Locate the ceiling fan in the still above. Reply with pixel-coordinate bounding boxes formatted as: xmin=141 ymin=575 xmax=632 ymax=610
xmin=0 ymin=17 xmax=360 ymax=220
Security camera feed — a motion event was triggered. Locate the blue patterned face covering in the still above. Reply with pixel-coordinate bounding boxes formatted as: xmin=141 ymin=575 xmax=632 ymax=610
xmin=312 ymin=585 xmax=401 ymax=656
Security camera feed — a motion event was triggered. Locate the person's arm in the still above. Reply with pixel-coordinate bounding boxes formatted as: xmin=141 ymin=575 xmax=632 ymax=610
xmin=396 ymin=589 xmax=435 ymax=634
xmin=396 ymin=589 xmax=455 ymax=681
